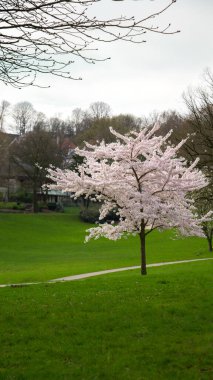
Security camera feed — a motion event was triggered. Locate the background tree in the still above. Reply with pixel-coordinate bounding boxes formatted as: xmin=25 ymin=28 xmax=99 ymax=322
xmin=73 ymin=102 xmax=142 ymax=146
xmin=49 ymin=124 xmax=210 ymax=275
xmin=156 ymin=110 xmax=183 ymax=137
xmin=0 ymin=100 xmax=10 ymax=131
xmin=74 ymin=116 xmax=111 ymax=146
xmin=155 ymin=73 xmax=213 ymax=251
xmin=10 ymin=125 xmax=65 ymax=212
xmin=13 ymin=101 xmax=36 ymax=135
xmin=182 ymin=70 xmax=213 ymax=251
xmin=74 ymin=113 xmax=141 ymax=146
xmin=182 ymin=73 xmax=213 ymax=169
xmin=110 ymin=114 xmax=141 ymax=134
xmin=140 ymin=111 xmax=160 ymax=129
xmin=0 ymin=0 xmax=178 ymax=87
xmin=193 ymin=181 xmax=213 ymax=252
xmin=0 ymin=131 xmax=11 ymax=200
xmin=89 ymin=102 xmax=111 ymax=120
xmin=71 ymin=108 xmax=86 ymax=135
xmin=49 ymin=116 xmax=74 ymax=138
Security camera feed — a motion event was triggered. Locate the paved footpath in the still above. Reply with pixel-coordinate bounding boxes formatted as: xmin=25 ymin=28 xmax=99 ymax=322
xmin=0 ymin=257 xmax=212 ymax=289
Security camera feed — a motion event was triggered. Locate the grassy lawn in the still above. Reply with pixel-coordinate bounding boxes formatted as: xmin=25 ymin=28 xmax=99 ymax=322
xmin=0 ymin=260 xmax=212 ymax=379
xmin=0 ymin=207 xmax=211 ymax=284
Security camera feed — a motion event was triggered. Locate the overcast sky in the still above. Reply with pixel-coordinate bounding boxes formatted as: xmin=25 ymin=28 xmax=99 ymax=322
xmin=1 ymin=0 xmax=213 ymax=121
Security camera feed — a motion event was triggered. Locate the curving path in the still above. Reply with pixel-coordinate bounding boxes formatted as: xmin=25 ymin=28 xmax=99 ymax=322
xmin=0 ymin=257 xmax=212 ymax=289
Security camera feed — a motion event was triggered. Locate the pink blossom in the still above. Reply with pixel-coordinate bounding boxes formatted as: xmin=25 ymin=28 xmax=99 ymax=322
xmin=48 ymin=123 xmax=210 ymax=274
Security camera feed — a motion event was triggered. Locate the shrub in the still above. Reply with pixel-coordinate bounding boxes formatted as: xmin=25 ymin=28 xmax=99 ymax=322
xmin=0 ymin=202 xmax=27 ymax=210
xmin=0 ymin=202 xmax=17 ymax=209
xmin=12 ymin=203 xmax=26 ymax=211
xmin=47 ymin=202 xmax=57 ymax=211
xmin=80 ymin=208 xmax=100 ymax=223
xmin=9 ymin=191 xmax=32 ymax=203
xmin=80 ymin=207 xmax=120 ymax=224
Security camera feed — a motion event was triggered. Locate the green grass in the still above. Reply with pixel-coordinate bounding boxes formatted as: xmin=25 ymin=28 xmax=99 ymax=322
xmin=0 ymin=261 xmax=212 ymax=379
xmin=0 ymin=207 xmax=211 ymax=284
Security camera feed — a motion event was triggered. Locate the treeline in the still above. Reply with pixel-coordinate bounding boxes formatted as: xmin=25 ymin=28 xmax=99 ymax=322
xmin=0 ymin=100 xmax=141 ymax=142
xmin=0 ymin=101 xmax=143 ymax=213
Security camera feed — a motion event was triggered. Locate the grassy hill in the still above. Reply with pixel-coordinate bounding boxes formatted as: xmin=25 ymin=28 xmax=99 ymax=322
xmin=0 ymin=207 xmax=211 ymax=284
xmin=0 ymin=208 xmax=212 ymax=379
xmin=0 ymin=261 xmax=212 ymax=379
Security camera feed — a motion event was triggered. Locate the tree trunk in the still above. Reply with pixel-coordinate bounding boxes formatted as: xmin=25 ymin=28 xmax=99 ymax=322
xmin=139 ymin=223 xmax=147 ymax=275
xmin=207 ymin=235 xmax=213 ymax=252
xmin=203 ymin=226 xmax=213 ymax=253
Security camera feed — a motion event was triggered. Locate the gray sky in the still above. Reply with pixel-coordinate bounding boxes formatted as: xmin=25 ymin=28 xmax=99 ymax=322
xmin=1 ymin=0 xmax=213 ymax=120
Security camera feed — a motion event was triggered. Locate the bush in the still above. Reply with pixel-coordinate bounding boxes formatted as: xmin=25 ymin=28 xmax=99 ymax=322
xmin=80 ymin=208 xmax=100 ymax=223
xmin=0 ymin=202 xmax=17 ymax=209
xmin=9 ymin=191 xmax=32 ymax=203
xmin=80 ymin=207 xmax=120 ymax=224
xmin=0 ymin=202 xmax=26 ymax=210
xmin=12 ymin=203 xmax=26 ymax=211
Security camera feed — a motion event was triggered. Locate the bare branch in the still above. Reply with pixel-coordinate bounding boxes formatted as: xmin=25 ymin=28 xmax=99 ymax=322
xmin=0 ymin=0 xmax=178 ymax=87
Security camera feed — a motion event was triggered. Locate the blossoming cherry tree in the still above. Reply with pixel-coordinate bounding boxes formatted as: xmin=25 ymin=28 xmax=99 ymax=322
xmin=49 ymin=124 xmax=210 ymax=275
